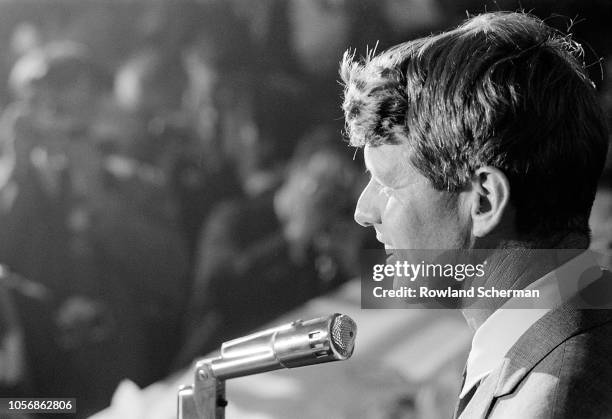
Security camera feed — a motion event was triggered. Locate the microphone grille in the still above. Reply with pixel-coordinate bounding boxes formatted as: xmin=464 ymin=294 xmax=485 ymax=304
xmin=330 ymin=314 xmax=356 ymax=359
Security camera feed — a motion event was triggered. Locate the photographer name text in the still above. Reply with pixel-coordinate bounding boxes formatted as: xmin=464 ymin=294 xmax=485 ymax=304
xmin=372 ymin=286 xmax=540 ymax=299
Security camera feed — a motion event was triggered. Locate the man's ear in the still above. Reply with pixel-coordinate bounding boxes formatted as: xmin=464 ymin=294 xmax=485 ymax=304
xmin=469 ymin=166 xmax=510 ymax=238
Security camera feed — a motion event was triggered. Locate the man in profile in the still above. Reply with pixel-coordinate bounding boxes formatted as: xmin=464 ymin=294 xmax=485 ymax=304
xmin=341 ymin=12 xmax=611 ymax=418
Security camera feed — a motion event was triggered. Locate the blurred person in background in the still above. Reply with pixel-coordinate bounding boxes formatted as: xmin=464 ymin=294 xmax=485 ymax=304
xmin=114 ymin=48 xmax=189 ymax=174
xmin=274 ymin=127 xmax=372 ymax=275
xmin=0 ymin=42 xmax=119 ymax=414
xmin=115 ymin=40 xmax=246 ymax=263
xmin=172 ymin=78 xmax=296 ymax=367
xmin=0 ymin=41 xmax=118 ymax=335
xmin=0 ymin=41 xmax=188 ymax=417
xmin=0 ymin=42 xmax=62 ymax=411
xmin=174 ymin=125 xmax=371 ymax=368
xmin=176 ymin=2 xmax=255 ymax=260
xmin=0 ymin=120 xmax=49 ymax=408
xmin=283 ymin=0 xmax=351 ymax=132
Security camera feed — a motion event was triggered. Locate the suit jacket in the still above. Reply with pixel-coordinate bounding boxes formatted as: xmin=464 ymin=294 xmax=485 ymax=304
xmin=456 ymin=270 xmax=612 ymax=418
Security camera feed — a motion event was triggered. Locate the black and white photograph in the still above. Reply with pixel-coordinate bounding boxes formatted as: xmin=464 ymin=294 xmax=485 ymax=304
xmin=0 ymin=1 xmax=611 ymax=418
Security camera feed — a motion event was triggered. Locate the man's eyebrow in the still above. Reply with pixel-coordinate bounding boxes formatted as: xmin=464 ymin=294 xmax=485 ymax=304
xmin=363 ymin=150 xmax=389 ymax=185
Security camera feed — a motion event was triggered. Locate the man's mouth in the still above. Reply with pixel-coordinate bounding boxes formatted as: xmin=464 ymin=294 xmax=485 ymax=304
xmin=375 ymin=231 xmax=394 ymax=254
xmin=385 ymin=251 xmax=396 ymax=264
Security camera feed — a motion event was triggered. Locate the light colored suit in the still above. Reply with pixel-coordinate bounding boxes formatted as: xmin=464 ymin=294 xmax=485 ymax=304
xmin=456 ymin=271 xmax=612 ymax=418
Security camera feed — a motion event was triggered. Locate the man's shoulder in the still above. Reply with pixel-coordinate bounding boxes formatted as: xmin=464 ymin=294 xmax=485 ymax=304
xmin=492 ymin=314 xmax=612 ymax=418
xmin=543 ymin=318 xmax=612 ymax=411
xmin=537 ymin=313 xmax=612 ymax=372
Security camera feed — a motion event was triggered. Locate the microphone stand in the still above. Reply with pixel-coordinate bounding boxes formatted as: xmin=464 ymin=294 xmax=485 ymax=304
xmin=178 ymin=359 xmax=227 ymax=419
xmin=176 ymin=314 xmax=356 ymax=419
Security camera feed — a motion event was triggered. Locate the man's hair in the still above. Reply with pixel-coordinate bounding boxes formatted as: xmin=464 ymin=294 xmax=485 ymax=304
xmin=340 ymin=12 xmax=609 ymax=240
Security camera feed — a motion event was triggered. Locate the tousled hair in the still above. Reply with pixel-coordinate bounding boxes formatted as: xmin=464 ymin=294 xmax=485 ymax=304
xmin=340 ymin=12 xmax=609 ymax=239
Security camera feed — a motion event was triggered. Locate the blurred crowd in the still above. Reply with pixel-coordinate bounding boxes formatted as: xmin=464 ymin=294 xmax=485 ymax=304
xmin=0 ymin=1 xmax=609 ymax=418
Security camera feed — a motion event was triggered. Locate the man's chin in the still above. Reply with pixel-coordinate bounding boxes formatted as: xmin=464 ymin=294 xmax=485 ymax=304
xmin=385 ymin=250 xmax=395 ymax=263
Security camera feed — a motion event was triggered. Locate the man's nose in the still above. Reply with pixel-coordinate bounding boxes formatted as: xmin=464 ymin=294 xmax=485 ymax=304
xmin=354 ymin=182 xmax=380 ymax=227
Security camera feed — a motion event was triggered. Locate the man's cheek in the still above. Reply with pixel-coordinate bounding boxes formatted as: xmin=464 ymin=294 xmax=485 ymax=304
xmin=383 ymin=207 xmax=414 ymax=247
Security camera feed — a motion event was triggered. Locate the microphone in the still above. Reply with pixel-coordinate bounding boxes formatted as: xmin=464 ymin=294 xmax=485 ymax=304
xmin=196 ymin=313 xmax=357 ymax=380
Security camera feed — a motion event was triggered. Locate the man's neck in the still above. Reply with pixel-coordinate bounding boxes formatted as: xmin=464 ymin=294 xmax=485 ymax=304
xmin=462 ymin=232 xmax=589 ymax=330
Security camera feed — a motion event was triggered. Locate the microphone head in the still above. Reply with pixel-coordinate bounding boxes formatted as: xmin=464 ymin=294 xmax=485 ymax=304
xmin=202 ymin=313 xmax=357 ymax=379
xmin=329 ymin=313 xmax=357 ymax=359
